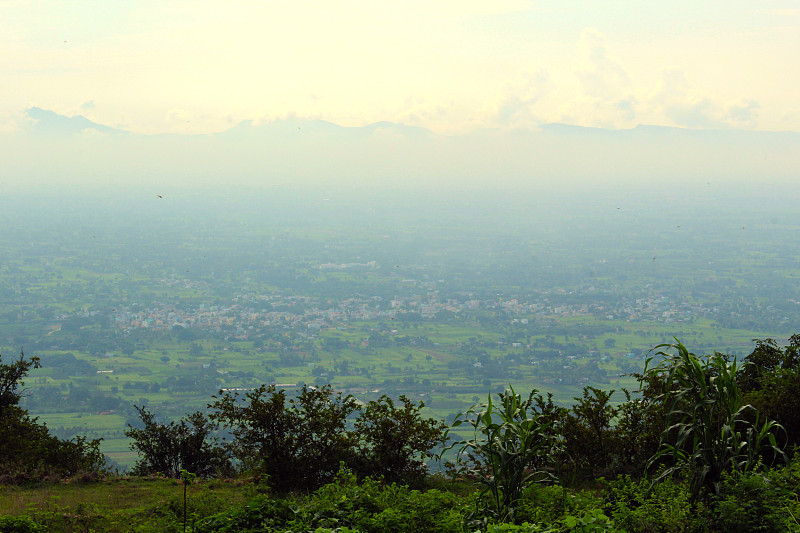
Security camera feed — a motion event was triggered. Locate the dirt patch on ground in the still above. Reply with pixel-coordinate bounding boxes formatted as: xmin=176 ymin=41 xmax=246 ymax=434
xmin=421 ymin=349 xmax=449 ymax=361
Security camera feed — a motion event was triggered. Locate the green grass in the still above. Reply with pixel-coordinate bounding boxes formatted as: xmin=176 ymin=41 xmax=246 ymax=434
xmin=0 ymin=478 xmax=249 ymax=532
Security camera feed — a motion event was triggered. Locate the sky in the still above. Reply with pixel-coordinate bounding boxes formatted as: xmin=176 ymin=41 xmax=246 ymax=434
xmin=2 ymin=1 xmax=799 ymax=135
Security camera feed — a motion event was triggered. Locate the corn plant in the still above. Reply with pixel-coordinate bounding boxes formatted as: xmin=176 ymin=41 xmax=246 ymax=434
xmin=645 ymin=340 xmax=786 ymax=500
xmin=449 ymin=386 xmax=560 ymax=524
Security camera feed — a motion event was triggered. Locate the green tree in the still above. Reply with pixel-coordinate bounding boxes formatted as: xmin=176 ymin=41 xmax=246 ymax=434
xmin=0 ymin=351 xmax=106 ymax=480
xmin=738 ymin=334 xmax=800 ymax=453
xmin=353 ymin=395 xmax=446 ymax=486
xmin=210 ymin=384 xmax=359 ymax=491
xmin=125 ymin=406 xmax=230 ymax=478
xmin=0 ymin=351 xmax=40 ymax=410
xmin=563 ymin=386 xmax=619 ymax=478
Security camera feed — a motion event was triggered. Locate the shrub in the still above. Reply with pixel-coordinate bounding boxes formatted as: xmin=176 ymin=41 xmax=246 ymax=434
xmin=126 ymin=406 xmax=231 ymax=478
xmin=603 ymin=474 xmax=707 ymax=533
xmin=562 ymin=387 xmax=618 ymax=479
xmin=196 ymin=495 xmax=296 ymax=533
xmin=353 ymin=395 xmax=447 ymax=487
xmin=0 ymin=515 xmax=45 ymax=533
xmin=714 ymin=470 xmax=796 ymax=533
xmin=209 ymin=385 xmax=447 ymax=492
xmin=739 ymin=335 xmax=800 ymax=456
xmin=198 ymin=467 xmax=465 ymax=533
xmin=210 ymin=384 xmax=359 ymax=492
xmin=0 ymin=351 xmax=106 ymax=481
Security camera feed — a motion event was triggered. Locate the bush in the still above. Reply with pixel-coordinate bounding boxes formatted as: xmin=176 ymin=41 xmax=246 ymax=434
xmin=354 ymin=395 xmax=447 ymax=487
xmin=603 ymin=474 xmax=707 ymax=533
xmin=126 ymin=406 xmax=231 ymax=478
xmin=209 ymin=385 xmax=447 ymax=492
xmin=0 ymin=351 xmax=106 ymax=481
xmin=210 ymin=384 xmax=359 ymax=491
xmin=198 ymin=467 xmax=466 ymax=533
xmin=714 ymin=470 xmax=795 ymax=533
xmin=196 ymin=495 xmax=296 ymax=533
xmin=293 ymin=468 xmax=464 ymax=533
xmin=0 ymin=515 xmax=45 ymax=533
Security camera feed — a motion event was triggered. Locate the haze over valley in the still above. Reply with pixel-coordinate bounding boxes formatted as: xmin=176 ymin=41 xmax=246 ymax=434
xmin=2 ymin=115 xmax=799 ymax=466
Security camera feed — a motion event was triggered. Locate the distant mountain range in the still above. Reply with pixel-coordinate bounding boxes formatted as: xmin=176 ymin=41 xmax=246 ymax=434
xmin=21 ymin=106 xmax=800 ymax=141
xmin=6 ymin=106 xmax=799 ymax=191
xmin=22 ymin=107 xmax=434 ymax=139
xmin=25 ymin=107 xmax=128 ymax=136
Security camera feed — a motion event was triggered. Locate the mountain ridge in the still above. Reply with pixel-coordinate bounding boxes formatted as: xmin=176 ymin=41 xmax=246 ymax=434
xmin=20 ymin=107 xmax=800 ymax=139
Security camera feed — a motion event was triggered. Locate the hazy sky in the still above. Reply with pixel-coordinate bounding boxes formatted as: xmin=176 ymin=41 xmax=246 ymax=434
xmin=2 ymin=1 xmax=799 ymax=134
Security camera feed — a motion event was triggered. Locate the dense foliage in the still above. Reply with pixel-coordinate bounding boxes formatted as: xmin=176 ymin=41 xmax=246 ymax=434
xmin=204 ymin=384 xmax=447 ymax=491
xmin=450 ymin=387 xmax=560 ymax=524
xmin=0 ymin=352 xmax=105 ymax=482
xmin=1 ymin=337 xmax=798 ymax=531
xmin=738 ymin=334 xmax=800 ymax=451
xmin=645 ymin=340 xmax=786 ymax=500
xmin=124 ymin=406 xmax=231 ymax=478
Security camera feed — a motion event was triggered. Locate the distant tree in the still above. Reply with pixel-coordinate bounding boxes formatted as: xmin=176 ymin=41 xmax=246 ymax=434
xmin=189 ymin=342 xmax=205 ymax=357
xmin=322 ymin=337 xmax=347 ymax=351
xmin=172 ymin=325 xmax=197 ymax=341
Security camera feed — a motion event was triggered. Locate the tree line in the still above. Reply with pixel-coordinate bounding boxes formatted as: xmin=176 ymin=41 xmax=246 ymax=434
xmin=2 ymin=334 xmax=798 ymax=507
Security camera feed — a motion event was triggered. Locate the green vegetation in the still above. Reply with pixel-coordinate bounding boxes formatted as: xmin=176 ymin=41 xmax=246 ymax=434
xmin=645 ymin=340 xmax=785 ymax=500
xmin=0 ymin=352 xmax=105 ymax=482
xmin=2 ymin=336 xmax=798 ymax=531
xmin=450 ymin=387 xmax=559 ymax=524
xmin=124 ymin=406 xmax=230 ymax=478
xmin=3 ymin=462 xmax=800 ymax=532
xmin=2 ymin=191 xmax=800 ymax=529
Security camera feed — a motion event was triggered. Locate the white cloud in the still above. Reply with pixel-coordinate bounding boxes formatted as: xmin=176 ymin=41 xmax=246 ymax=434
xmin=495 ymin=70 xmax=551 ymax=127
xmin=649 ymin=69 xmax=761 ymax=129
xmin=576 ymin=28 xmax=630 ymax=100
xmin=536 ymin=28 xmax=641 ymax=128
xmin=725 ymin=99 xmax=760 ymax=128
xmin=1 ymin=2 xmax=797 ymax=134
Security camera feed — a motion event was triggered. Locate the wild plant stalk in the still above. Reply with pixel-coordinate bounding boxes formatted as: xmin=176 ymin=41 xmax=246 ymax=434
xmin=180 ymin=469 xmax=196 ymax=533
xmin=645 ymin=340 xmax=786 ymax=500
xmin=450 ymin=386 xmax=558 ymax=523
